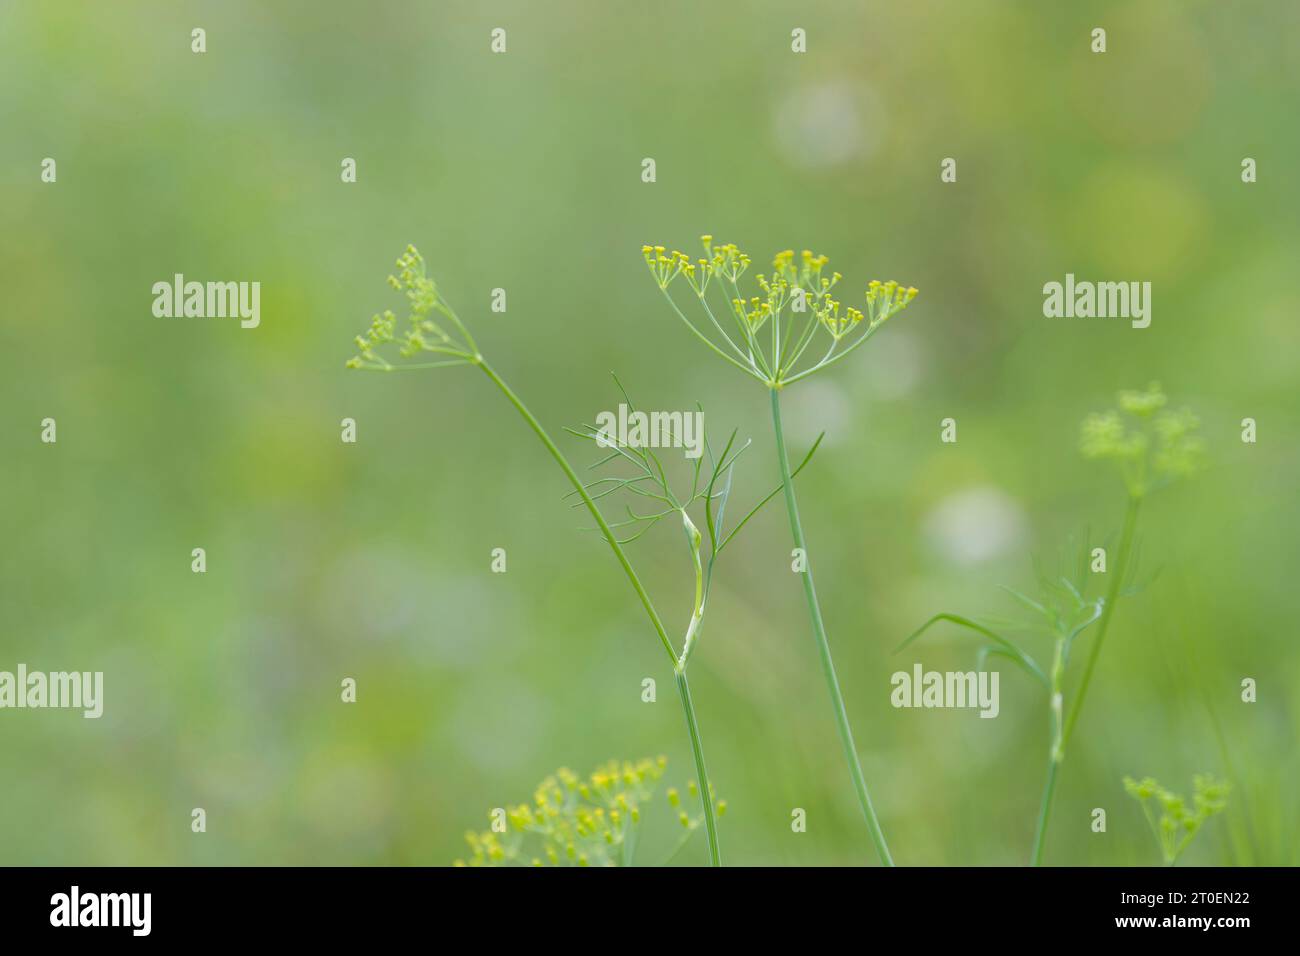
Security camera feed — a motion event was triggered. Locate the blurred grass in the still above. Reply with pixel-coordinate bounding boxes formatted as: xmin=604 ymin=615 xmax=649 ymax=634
xmin=1 ymin=0 xmax=1296 ymax=865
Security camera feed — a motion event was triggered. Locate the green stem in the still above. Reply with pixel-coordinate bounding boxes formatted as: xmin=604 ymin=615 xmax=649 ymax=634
xmin=475 ymin=359 xmax=721 ymax=866
xmin=675 ymin=670 xmax=720 ymax=866
xmin=678 ymin=509 xmax=706 ymax=669
xmin=1030 ymin=639 xmax=1066 ymax=865
xmin=1060 ymin=496 xmax=1141 ymax=753
xmin=479 ymin=360 xmax=676 ymax=664
xmin=1033 ymin=495 xmax=1141 ymax=865
xmin=1030 ymin=759 xmax=1059 ymax=866
xmin=769 ymin=387 xmax=894 ymax=866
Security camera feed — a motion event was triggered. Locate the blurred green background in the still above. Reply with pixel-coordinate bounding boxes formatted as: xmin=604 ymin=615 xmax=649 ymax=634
xmin=2 ymin=0 xmax=1297 ymax=866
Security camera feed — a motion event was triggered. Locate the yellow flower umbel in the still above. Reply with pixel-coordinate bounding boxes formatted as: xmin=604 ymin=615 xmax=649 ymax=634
xmin=1124 ymin=774 xmax=1229 ymax=864
xmin=453 ymin=757 xmax=722 ymax=867
xmin=642 ymin=246 xmax=692 ymax=291
xmin=641 ymin=237 xmax=915 ymax=389
xmin=345 ymin=245 xmax=480 ymax=372
xmin=1080 ymin=382 xmax=1206 ymax=499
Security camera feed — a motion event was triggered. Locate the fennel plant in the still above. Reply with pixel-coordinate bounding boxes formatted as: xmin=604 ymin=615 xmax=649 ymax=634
xmin=347 ymin=246 xmax=815 ymax=866
xmin=902 ymin=384 xmax=1205 ymax=864
xmin=641 ymin=238 xmax=918 ymax=865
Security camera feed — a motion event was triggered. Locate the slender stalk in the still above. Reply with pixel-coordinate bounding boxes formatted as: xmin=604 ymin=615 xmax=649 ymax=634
xmin=1030 ymin=760 xmax=1059 ymax=866
xmin=1032 ymin=495 xmax=1141 ymax=864
xmin=1060 ymin=496 xmax=1141 ymax=752
xmin=675 ymin=670 xmax=720 ymax=866
xmin=478 ymin=360 xmax=676 ymax=663
xmin=1030 ymin=635 xmax=1066 ymax=865
xmin=475 ymin=358 xmax=722 ymax=865
xmin=769 ymin=388 xmax=894 ymax=866
xmin=678 ymin=510 xmax=706 ymax=668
